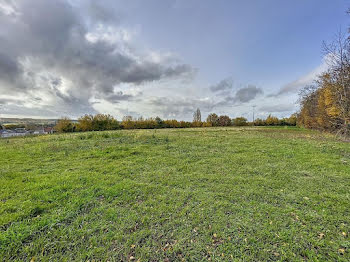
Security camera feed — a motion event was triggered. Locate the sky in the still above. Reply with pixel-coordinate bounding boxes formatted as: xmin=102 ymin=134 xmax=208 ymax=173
xmin=0 ymin=0 xmax=348 ymax=121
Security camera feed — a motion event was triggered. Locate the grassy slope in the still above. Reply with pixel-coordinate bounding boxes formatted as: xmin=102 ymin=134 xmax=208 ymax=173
xmin=0 ymin=127 xmax=349 ymax=261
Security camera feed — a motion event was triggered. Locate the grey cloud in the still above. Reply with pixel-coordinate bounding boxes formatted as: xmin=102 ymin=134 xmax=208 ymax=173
xmin=87 ymin=1 xmax=120 ymax=23
xmin=272 ymin=80 xmax=304 ymax=97
xmin=0 ymin=53 xmax=27 ymax=93
xmin=163 ymin=64 xmax=197 ymax=78
xmin=119 ymin=62 xmax=163 ymax=84
xmin=0 ymin=0 xmax=195 ymax=117
xmin=210 ymin=79 xmax=264 ymax=107
xmin=259 ymin=103 xmax=296 ymax=113
xmin=118 ymin=63 xmax=195 ymax=84
xmin=0 ymin=98 xmax=22 ymax=105
xmin=103 ymin=91 xmax=135 ymax=103
xmin=271 ymin=57 xmax=329 ymax=97
xmin=233 ymin=85 xmax=263 ymax=103
xmin=210 ymin=78 xmax=233 ymax=92
xmin=0 ymin=53 xmax=21 ymax=80
xmin=149 ymin=97 xmax=215 ymax=119
xmin=0 ymin=94 xmax=94 ymax=118
xmin=1 ymin=103 xmax=71 ymax=118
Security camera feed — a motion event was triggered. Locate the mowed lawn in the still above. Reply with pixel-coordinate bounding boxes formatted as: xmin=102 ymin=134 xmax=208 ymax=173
xmin=0 ymin=127 xmax=349 ymax=261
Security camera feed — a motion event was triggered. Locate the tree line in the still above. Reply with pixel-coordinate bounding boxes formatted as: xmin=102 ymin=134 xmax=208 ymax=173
xmin=297 ymin=8 xmax=350 ymax=136
xmin=54 ymin=111 xmax=297 ymax=133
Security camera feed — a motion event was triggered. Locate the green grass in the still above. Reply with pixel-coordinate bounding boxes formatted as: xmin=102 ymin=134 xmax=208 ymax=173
xmin=0 ymin=127 xmax=349 ymax=261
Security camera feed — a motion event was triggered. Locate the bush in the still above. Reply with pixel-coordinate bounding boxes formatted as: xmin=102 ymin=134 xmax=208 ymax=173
xmin=265 ymin=115 xmax=280 ymax=126
xmin=232 ymin=117 xmax=248 ymax=126
xmin=54 ymin=118 xmax=75 ymax=133
xmin=77 ymin=114 xmax=120 ymax=131
xmin=218 ymin=115 xmax=231 ymax=126
xmin=206 ymin=113 xmax=219 ymax=126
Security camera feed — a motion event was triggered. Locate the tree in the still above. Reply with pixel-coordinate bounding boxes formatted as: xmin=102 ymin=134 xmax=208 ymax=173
xmin=77 ymin=114 xmax=94 ymax=132
xmin=206 ymin=113 xmax=219 ymax=126
xmin=121 ymin=116 xmax=135 ymax=129
xmin=155 ymin=117 xmax=164 ymax=128
xmin=296 ymin=10 xmax=350 ymax=135
xmin=284 ymin=114 xmax=297 ymax=126
xmin=253 ymin=118 xmax=265 ymax=126
xmin=298 ymin=33 xmax=350 ymax=134
xmin=265 ymin=115 xmax=280 ymax=126
xmin=76 ymin=114 xmax=119 ymax=131
xmin=232 ymin=117 xmax=248 ymax=126
xmin=298 ymin=85 xmax=319 ymax=129
xmin=92 ymin=114 xmax=119 ymax=131
xmin=54 ymin=117 xmax=75 ymax=133
xmin=193 ymin=108 xmax=201 ymax=122
xmin=320 ymin=32 xmax=350 ymax=134
xmin=218 ymin=115 xmax=231 ymax=126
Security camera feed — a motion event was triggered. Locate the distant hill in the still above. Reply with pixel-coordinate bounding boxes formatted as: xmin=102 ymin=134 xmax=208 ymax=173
xmin=0 ymin=117 xmax=77 ymax=126
xmin=0 ymin=117 xmax=58 ymax=125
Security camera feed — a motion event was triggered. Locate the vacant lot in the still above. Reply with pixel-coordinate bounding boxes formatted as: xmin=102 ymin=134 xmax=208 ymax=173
xmin=0 ymin=127 xmax=349 ymax=261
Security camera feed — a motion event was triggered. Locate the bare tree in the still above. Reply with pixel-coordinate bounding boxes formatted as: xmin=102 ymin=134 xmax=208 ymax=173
xmin=193 ymin=108 xmax=201 ymax=122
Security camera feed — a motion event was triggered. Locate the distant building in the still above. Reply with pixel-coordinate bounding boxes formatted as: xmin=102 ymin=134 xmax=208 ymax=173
xmin=1 ymin=129 xmax=30 ymax=138
xmin=33 ymin=127 xmax=54 ymax=135
xmin=44 ymin=127 xmax=54 ymax=134
xmin=0 ymin=126 xmax=55 ymax=138
xmin=33 ymin=128 xmax=45 ymax=135
xmin=15 ymin=128 xmax=27 ymax=133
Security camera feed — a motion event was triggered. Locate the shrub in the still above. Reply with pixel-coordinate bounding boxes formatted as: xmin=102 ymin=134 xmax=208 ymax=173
xmin=77 ymin=114 xmax=120 ymax=131
xmin=232 ymin=117 xmax=248 ymax=126
xmin=218 ymin=115 xmax=231 ymax=126
xmin=265 ymin=115 xmax=280 ymax=126
xmin=54 ymin=118 xmax=75 ymax=133
xmin=206 ymin=113 xmax=219 ymax=126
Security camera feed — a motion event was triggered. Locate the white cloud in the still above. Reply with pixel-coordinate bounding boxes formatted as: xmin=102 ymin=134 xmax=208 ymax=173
xmin=85 ymin=24 xmax=135 ymax=44
xmin=274 ymin=54 xmax=330 ymax=96
xmin=0 ymin=0 xmax=18 ymax=16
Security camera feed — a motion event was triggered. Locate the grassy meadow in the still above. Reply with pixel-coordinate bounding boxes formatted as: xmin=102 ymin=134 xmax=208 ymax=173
xmin=0 ymin=127 xmax=349 ymax=261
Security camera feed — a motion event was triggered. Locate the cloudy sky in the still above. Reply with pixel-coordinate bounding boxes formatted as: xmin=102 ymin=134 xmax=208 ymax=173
xmin=0 ymin=0 xmax=348 ymax=121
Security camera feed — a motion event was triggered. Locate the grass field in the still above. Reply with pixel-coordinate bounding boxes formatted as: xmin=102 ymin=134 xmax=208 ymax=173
xmin=0 ymin=127 xmax=349 ymax=261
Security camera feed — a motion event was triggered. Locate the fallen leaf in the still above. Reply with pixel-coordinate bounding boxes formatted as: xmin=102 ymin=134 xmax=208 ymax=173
xmin=339 ymin=248 xmax=345 ymax=255
xmin=342 ymin=232 xmax=347 ymax=237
